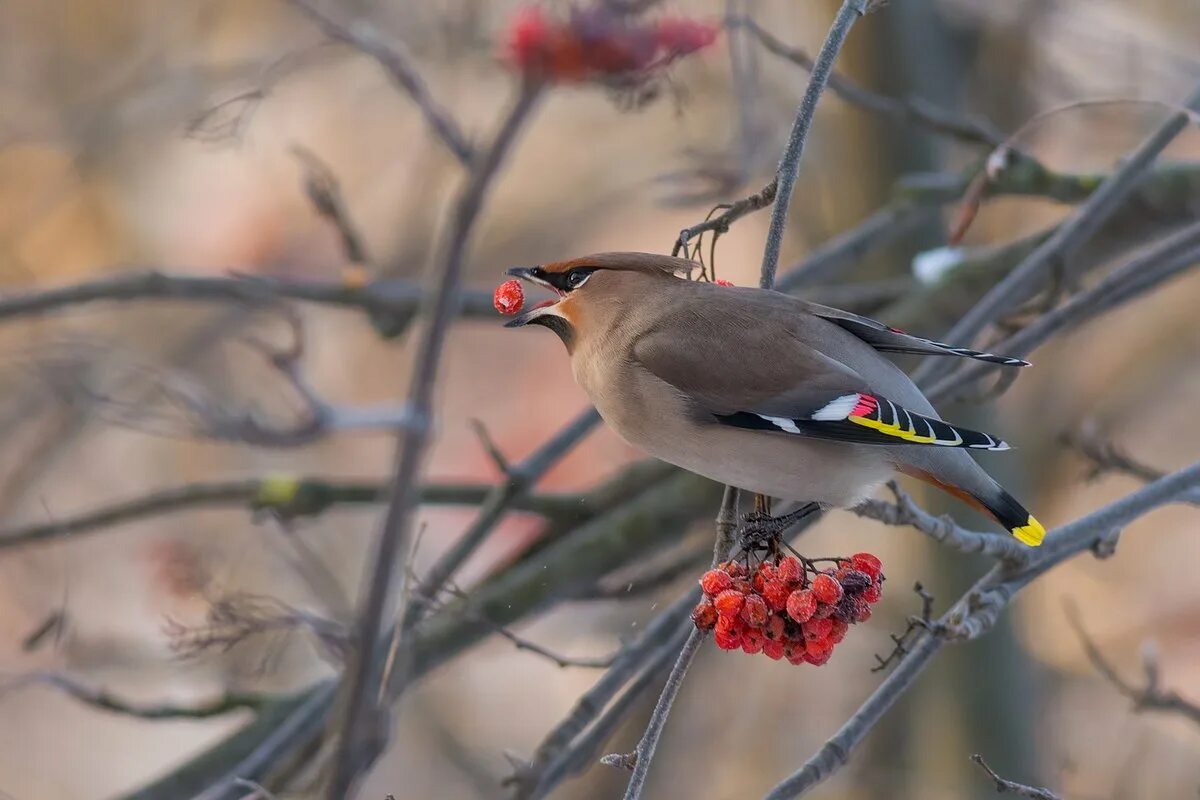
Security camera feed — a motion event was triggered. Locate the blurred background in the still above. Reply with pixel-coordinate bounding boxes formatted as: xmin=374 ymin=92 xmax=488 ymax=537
xmin=0 ymin=0 xmax=1198 ymax=798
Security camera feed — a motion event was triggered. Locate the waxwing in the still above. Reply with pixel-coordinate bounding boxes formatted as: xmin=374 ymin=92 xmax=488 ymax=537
xmin=505 ymin=252 xmax=1043 ymax=546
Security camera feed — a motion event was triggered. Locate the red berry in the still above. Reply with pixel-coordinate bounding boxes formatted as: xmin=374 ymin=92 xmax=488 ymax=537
xmin=713 ymin=589 xmax=745 ymax=618
xmin=699 ymin=569 xmax=732 ymax=596
xmin=786 ymin=589 xmax=817 ymax=623
xmin=812 ymin=601 xmax=835 ymax=619
xmin=654 ymin=17 xmax=720 ymax=56
xmin=829 ymin=618 xmax=849 ymax=643
xmin=714 ymin=627 xmax=741 ymax=650
xmin=713 ymin=278 xmax=735 ymax=287
xmin=852 ymin=597 xmax=872 ymax=623
xmin=762 ymin=640 xmax=785 ymax=660
xmin=691 ymin=600 xmax=717 ymax=630
xmin=776 ymin=556 xmax=803 ymax=585
xmin=493 ymin=279 xmax=525 ymax=315
xmin=741 ymin=627 xmax=765 ymax=654
xmin=740 ymin=594 xmax=769 ymax=628
xmin=861 ymin=582 xmax=883 ymax=604
xmin=804 ymin=645 xmax=833 ymax=666
xmin=805 ymin=635 xmax=834 ymax=658
xmin=719 ymin=560 xmax=748 ymax=578
xmin=762 ymin=580 xmax=792 ymax=611
xmin=850 ymin=552 xmax=883 ymax=580
xmin=811 ymin=574 xmax=844 ymax=605
xmin=804 ymin=617 xmax=833 ymax=642
xmin=731 ymin=578 xmax=753 ymax=595
xmin=763 ymin=614 xmax=786 ymax=641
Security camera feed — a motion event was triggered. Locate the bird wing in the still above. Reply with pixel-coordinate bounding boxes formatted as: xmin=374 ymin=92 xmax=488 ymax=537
xmin=799 ymin=301 xmax=1030 ymax=367
xmin=632 ymin=314 xmax=1010 ymax=451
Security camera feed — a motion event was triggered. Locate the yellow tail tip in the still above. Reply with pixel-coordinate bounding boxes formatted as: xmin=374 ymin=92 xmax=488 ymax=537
xmin=1012 ymin=517 xmax=1045 ymax=547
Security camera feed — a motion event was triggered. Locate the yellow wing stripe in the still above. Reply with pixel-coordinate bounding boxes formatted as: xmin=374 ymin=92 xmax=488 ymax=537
xmin=847 ymin=413 xmax=939 ymax=444
xmin=1011 ymin=516 xmax=1045 ymax=547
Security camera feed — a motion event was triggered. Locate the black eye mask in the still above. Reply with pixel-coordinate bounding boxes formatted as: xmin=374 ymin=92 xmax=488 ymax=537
xmin=530 ymin=266 xmax=597 ymax=293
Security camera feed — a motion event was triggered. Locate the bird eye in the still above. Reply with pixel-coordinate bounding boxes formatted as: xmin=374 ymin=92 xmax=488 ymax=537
xmin=566 ymin=269 xmax=592 ymax=289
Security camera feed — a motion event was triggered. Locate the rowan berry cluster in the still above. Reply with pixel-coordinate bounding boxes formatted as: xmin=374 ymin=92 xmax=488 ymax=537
xmin=691 ymin=552 xmax=884 ymax=666
xmin=505 ymin=6 xmax=719 ymax=84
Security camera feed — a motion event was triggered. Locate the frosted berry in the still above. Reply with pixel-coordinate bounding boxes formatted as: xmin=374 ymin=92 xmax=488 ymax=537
xmin=852 ymin=597 xmax=872 ymax=623
xmin=762 ymin=580 xmax=791 ymax=611
xmin=786 ymin=589 xmax=817 ymax=623
xmin=804 ymin=617 xmax=833 ymax=642
xmin=776 ymin=556 xmax=803 ymax=585
xmin=713 ymin=589 xmax=745 ymax=618
xmin=691 ymin=600 xmax=717 ymax=630
xmin=740 ymin=594 xmax=769 ymax=628
xmin=861 ymin=582 xmax=883 ymax=604
xmin=840 ymin=569 xmax=872 ymax=594
xmin=493 ymin=279 xmax=525 ymax=315
xmin=762 ymin=640 xmax=785 ymax=661
xmin=699 ymin=569 xmax=732 ymax=596
xmin=850 ymin=552 xmax=883 ymax=580
xmin=829 ymin=618 xmax=849 ymax=643
xmin=763 ymin=614 xmax=786 ymax=641
xmin=741 ymin=628 xmax=765 ymax=654
xmin=811 ymin=601 xmax=835 ymax=619
xmin=811 ymin=573 xmax=844 ymax=605
xmin=719 ymin=560 xmax=747 ymax=578
xmin=714 ymin=627 xmax=741 ymax=650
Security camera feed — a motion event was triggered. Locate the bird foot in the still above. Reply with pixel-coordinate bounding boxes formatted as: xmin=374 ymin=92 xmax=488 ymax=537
xmin=737 ymin=503 xmax=820 ymax=560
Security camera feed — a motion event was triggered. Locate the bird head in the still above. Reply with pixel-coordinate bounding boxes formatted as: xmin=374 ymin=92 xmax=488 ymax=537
xmin=503 ymin=252 xmax=697 ymax=350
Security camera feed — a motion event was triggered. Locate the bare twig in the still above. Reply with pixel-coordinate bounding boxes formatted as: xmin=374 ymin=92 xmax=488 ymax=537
xmin=327 ymin=81 xmax=542 ymax=798
xmin=926 ymin=221 xmax=1200 ymax=400
xmin=732 ymin=15 xmax=1005 ymax=147
xmin=1067 ymin=605 xmax=1200 ymax=727
xmin=971 ymin=754 xmax=1062 ymax=800
xmin=871 ymin=582 xmax=935 ymax=673
xmin=400 ymin=408 xmax=600 ymax=632
xmin=763 ymin=461 xmax=1200 ymax=799
xmin=1064 ymin=428 xmax=1200 ymax=504
xmin=0 ymin=269 xmax=496 ymax=332
xmin=759 ymin=0 xmax=872 ymax=290
xmin=912 ymin=81 xmax=1200 ymax=386
xmin=0 ymin=476 xmax=585 ymax=552
xmin=853 ymin=482 xmax=1029 ymax=563
xmin=287 ymin=0 xmax=474 ymax=164
xmin=291 ymin=145 xmax=371 ymax=266
xmin=0 ymin=672 xmax=268 ymax=721
xmin=612 ymin=486 xmax=739 ymax=800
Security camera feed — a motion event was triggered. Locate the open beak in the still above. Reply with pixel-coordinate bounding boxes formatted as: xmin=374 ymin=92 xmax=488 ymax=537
xmin=503 ymin=266 xmax=562 ymax=328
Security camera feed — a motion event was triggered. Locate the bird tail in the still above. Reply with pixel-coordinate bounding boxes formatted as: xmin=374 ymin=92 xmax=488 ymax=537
xmin=899 ymin=467 xmax=1045 ymax=546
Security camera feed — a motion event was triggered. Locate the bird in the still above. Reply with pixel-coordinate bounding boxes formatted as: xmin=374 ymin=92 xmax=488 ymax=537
xmin=503 ymin=252 xmax=1044 ymax=546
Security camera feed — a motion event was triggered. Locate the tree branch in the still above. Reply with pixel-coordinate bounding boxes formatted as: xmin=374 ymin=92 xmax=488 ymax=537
xmin=732 ymin=14 xmax=1005 ymax=147
xmin=971 ymin=754 xmax=1062 ymax=800
xmin=288 ymin=0 xmax=475 ymax=164
xmin=912 ymin=80 xmax=1200 ymax=386
xmin=764 ymin=461 xmax=1200 ymax=799
xmin=1 ymin=672 xmax=269 ymax=721
xmin=327 ymin=81 xmax=542 ymax=798
xmin=759 ymin=0 xmax=871 ymax=290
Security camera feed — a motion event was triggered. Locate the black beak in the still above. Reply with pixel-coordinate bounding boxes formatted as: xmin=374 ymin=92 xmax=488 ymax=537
xmin=506 ymin=266 xmax=536 ymax=280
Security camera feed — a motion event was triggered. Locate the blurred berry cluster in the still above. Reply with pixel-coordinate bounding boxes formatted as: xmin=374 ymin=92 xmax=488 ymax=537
xmin=691 ymin=553 xmax=885 ymax=666
xmin=505 ymin=5 xmax=719 ymax=84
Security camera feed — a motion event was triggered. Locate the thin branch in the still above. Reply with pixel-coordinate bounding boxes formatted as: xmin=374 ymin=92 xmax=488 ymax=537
xmin=759 ymin=0 xmax=871 ymax=290
xmin=612 ymin=486 xmax=739 ymax=800
xmin=1067 ymin=605 xmax=1200 ymax=727
xmin=763 ymin=460 xmax=1200 ymax=799
xmin=0 ymin=269 xmax=496 ymax=332
xmin=287 ymin=0 xmax=474 ymax=164
xmin=971 ymin=754 xmax=1062 ymax=800
xmin=291 ymin=145 xmax=372 ymax=266
xmin=529 ymin=628 xmax=688 ymax=800
xmin=1 ymin=672 xmax=268 ymax=721
xmin=0 ymin=477 xmax=585 ymax=551
xmin=327 ymin=80 xmax=542 ymax=798
xmin=852 ymin=482 xmax=1029 ymax=563
xmin=732 ymin=15 xmax=1005 ymax=147
xmin=912 ymin=80 xmax=1200 ymax=386
xmin=926 ymin=221 xmax=1200 ymax=400
xmin=400 ymin=408 xmax=599 ymax=632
